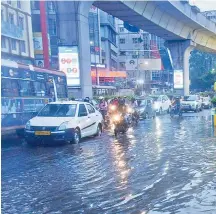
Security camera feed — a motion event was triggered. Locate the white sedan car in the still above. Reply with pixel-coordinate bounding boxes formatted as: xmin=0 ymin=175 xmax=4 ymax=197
xmin=25 ymin=101 xmax=103 ymax=145
xmin=150 ymin=95 xmax=171 ymax=114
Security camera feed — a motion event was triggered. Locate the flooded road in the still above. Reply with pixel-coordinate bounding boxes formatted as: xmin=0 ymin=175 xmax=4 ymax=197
xmin=2 ymin=110 xmax=216 ymax=214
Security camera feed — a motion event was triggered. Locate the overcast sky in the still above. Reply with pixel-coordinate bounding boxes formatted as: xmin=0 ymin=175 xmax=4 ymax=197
xmin=189 ymin=0 xmax=216 ymax=11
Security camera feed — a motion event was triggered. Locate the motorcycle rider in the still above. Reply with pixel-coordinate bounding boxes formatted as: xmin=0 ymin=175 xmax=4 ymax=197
xmin=117 ymin=97 xmax=130 ymax=127
xmin=171 ymin=97 xmax=181 ymax=112
xmin=99 ymin=97 xmax=108 ymax=119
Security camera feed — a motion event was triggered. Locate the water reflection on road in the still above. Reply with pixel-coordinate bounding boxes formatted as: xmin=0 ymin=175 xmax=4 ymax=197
xmin=2 ymin=110 xmax=216 ymax=214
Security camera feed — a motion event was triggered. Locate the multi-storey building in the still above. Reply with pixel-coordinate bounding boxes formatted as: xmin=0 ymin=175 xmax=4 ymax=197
xmin=1 ymin=0 xmax=34 ymax=64
xmin=31 ymin=1 xmax=58 ymax=69
xmin=117 ymin=19 xmax=172 ymax=92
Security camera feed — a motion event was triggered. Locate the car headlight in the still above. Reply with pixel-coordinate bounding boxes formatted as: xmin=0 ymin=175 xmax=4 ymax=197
xmin=58 ymin=122 xmax=69 ymax=131
xmin=25 ymin=121 xmax=31 ymax=130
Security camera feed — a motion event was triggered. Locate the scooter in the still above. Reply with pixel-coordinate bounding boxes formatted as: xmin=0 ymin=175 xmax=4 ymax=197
xmin=170 ymin=105 xmax=182 ymax=118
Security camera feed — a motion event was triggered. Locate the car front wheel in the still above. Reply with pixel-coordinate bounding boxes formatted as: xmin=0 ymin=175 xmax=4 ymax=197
xmin=71 ymin=128 xmax=80 ymax=144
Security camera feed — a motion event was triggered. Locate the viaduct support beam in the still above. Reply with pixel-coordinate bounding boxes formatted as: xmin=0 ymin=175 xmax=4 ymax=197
xmin=166 ymin=40 xmax=195 ymax=96
xmin=57 ymin=1 xmax=93 ymax=98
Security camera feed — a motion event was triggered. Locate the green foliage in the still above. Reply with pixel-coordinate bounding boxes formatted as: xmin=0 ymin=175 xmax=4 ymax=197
xmin=211 ymin=97 xmax=216 ymax=104
xmin=190 ymin=50 xmax=216 ymax=90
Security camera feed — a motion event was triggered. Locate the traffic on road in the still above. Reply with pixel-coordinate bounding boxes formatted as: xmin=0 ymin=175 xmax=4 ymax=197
xmin=2 ymin=108 xmax=215 ymax=214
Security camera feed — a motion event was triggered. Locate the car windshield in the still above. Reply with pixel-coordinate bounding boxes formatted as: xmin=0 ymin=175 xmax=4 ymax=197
xmin=137 ymin=100 xmax=146 ymax=107
xmin=38 ymin=104 xmax=77 ymax=117
xmin=149 ymin=96 xmax=159 ymax=101
xmin=184 ymin=95 xmax=197 ymax=101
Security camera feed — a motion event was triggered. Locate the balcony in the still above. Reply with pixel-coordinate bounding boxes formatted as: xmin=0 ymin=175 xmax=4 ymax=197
xmin=1 ymin=21 xmax=23 ymax=40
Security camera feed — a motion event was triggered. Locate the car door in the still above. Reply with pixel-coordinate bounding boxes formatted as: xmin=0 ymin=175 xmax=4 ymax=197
xmin=86 ymin=104 xmax=98 ymax=135
xmin=77 ymin=104 xmax=92 ymax=137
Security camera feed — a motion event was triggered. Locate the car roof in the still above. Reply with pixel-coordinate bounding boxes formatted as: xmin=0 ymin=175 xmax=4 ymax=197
xmin=48 ymin=101 xmax=87 ymax=105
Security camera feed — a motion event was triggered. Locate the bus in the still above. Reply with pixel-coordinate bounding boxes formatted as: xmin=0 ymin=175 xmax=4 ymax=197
xmin=92 ymin=85 xmax=116 ymax=97
xmin=1 ymin=59 xmax=68 ymax=137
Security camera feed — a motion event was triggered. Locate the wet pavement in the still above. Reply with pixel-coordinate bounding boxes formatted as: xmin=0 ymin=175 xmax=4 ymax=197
xmin=2 ymin=110 xmax=216 ymax=214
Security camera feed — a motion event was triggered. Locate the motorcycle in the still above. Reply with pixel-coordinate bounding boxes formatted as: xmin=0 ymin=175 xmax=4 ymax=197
xmin=170 ymin=105 xmax=182 ymax=117
xmin=126 ymin=106 xmax=139 ymax=125
xmin=112 ymin=113 xmax=129 ymax=137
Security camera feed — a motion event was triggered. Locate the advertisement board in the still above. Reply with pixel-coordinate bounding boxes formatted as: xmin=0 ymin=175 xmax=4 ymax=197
xmin=125 ymin=58 xmax=162 ymax=71
xmin=58 ymin=46 xmax=80 ymax=87
xmin=174 ymin=70 xmax=183 ymax=89
xmin=33 ymin=32 xmax=51 ymax=56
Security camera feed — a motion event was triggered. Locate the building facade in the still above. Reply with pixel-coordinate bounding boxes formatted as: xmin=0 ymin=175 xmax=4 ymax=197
xmin=1 ymin=0 xmax=34 ymax=64
xmin=31 ymin=1 xmax=58 ymax=69
xmin=117 ymin=19 xmax=172 ymax=91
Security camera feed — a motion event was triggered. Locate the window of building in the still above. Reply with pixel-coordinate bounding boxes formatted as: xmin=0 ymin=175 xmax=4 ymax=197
xmin=18 ymin=16 xmax=24 ymax=29
xmin=48 ymin=19 xmax=57 ymax=35
xmin=132 ymin=55 xmax=138 ymax=59
xmin=7 ymin=0 xmax=12 ymax=5
xmin=132 ymin=38 xmax=138 ymax=44
xmin=119 ymin=38 xmax=125 ymax=44
xmin=31 ymin=1 xmax=40 ymax=10
xmin=48 ymin=2 xmax=54 ymax=11
xmin=20 ymin=41 xmax=26 ymax=53
xmin=120 ymin=62 xmax=126 ymax=68
xmin=11 ymin=39 xmax=16 ymax=50
xmin=119 ymin=27 xmax=124 ymax=32
xmin=8 ymin=13 xmax=14 ymax=25
xmin=119 ymin=51 xmax=126 ymax=56
xmin=2 ymin=36 xmax=6 ymax=49
xmin=17 ymin=0 xmax=21 ymax=9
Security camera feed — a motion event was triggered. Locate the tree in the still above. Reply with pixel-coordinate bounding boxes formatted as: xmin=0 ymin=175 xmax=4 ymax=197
xmin=190 ymin=50 xmax=216 ymax=90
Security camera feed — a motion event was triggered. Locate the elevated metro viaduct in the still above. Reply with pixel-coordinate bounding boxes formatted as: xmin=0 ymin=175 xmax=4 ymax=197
xmin=56 ymin=0 xmax=216 ymax=98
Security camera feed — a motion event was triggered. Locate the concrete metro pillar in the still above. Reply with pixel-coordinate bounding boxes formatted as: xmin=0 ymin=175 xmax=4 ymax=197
xmin=166 ymin=40 xmax=195 ymax=96
xmin=57 ymin=1 xmax=93 ymax=98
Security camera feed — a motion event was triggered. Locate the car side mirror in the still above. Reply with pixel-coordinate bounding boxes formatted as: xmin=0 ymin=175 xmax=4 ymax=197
xmin=79 ymin=112 xmax=88 ymax=117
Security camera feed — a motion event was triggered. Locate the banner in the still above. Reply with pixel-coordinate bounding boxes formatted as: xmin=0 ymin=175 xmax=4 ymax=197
xmin=58 ymin=46 xmax=80 ymax=87
xmin=125 ymin=58 xmax=162 ymax=71
xmin=174 ymin=70 xmax=183 ymax=89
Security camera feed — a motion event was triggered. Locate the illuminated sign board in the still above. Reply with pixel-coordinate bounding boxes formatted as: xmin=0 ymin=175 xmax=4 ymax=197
xmin=174 ymin=70 xmax=183 ymax=89
xmin=58 ymin=46 xmax=80 ymax=87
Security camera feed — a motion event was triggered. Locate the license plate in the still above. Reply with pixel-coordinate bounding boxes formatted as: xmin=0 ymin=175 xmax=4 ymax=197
xmin=35 ymin=131 xmax=51 ymax=136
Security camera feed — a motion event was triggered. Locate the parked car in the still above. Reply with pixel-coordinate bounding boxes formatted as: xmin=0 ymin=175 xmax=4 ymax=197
xmin=181 ymin=95 xmax=202 ymax=112
xmin=149 ymin=95 xmax=171 ymax=114
xmin=24 ymin=101 xmax=103 ymax=145
xmin=201 ymin=96 xmax=212 ymax=109
xmin=136 ymin=98 xmax=156 ymax=119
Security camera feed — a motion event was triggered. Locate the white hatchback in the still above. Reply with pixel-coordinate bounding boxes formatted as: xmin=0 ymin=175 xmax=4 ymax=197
xmin=24 ymin=101 xmax=103 ymax=145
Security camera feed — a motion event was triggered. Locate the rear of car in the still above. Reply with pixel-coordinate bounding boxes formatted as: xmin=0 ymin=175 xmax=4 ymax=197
xmin=201 ymin=97 xmax=211 ymax=109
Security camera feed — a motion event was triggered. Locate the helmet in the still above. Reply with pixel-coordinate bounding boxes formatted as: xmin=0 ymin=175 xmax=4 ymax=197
xmin=84 ymin=97 xmax=90 ymax=102
xmin=99 ymin=96 xmax=104 ymax=100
